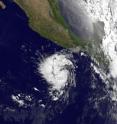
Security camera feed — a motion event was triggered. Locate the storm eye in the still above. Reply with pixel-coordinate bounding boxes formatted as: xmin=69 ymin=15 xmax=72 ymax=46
xmin=38 ymin=53 xmax=75 ymax=101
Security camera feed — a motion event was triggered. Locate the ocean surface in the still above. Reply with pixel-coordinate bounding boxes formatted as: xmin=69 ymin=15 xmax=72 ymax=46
xmin=0 ymin=1 xmax=111 ymax=124
xmin=0 ymin=0 xmax=64 ymax=105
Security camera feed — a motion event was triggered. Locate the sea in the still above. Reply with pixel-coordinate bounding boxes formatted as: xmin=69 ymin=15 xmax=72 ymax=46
xmin=0 ymin=0 xmax=113 ymax=124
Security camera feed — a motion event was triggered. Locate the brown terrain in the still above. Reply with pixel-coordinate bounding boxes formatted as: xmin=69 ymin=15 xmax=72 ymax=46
xmin=0 ymin=1 xmax=6 ymax=9
xmin=14 ymin=0 xmax=79 ymax=48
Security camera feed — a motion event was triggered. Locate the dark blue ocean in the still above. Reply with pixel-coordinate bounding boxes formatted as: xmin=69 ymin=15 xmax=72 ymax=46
xmin=0 ymin=0 xmax=63 ymax=104
xmin=0 ymin=1 xmax=110 ymax=124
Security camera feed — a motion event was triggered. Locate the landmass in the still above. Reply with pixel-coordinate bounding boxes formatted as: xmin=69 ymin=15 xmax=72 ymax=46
xmin=0 ymin=1 xmax=6 ymax=9
xmin=13 ymin=0 xmax=109 ymax=71
xmin=13 ymin=0 xmax=84 ymax=48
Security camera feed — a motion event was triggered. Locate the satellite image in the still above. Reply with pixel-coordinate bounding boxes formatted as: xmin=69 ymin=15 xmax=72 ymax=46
xmin=0 ymin=0 xmax=117 ymax=124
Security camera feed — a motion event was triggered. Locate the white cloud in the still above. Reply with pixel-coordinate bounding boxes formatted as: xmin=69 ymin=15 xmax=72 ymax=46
xmin=84 ymin=0 xmax=117 ymax=78
xmin=38 ymin=53 xmax=75 ymax=100
xmin=11 ymin=95 xmax=24 ymax=107
xmin=83 ymin=0 xmax=117 ymax=101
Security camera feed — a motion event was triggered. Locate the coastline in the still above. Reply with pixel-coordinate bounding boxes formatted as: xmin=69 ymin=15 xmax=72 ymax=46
xmin=13 ymin=0 xmax=83 ymax=48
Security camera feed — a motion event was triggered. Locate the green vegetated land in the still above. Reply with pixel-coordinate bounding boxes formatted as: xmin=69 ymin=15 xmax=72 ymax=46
xmin=14 ymin=0 xmax=86 ymax=48
xmin=13 ymin=0 xmax=110 ymax=73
